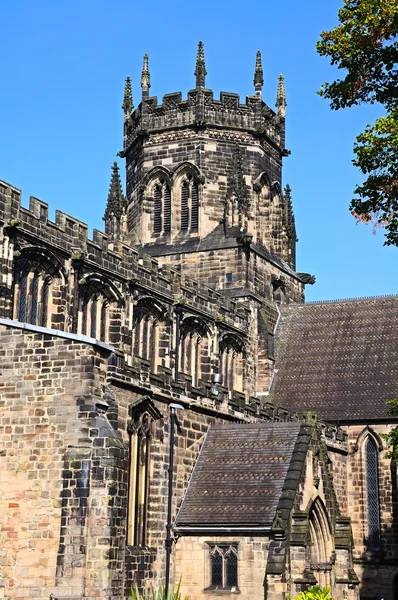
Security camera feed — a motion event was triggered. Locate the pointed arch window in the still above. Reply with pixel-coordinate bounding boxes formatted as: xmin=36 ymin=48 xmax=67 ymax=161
xmin=220 ymin=335 xmax=245 ymax=392
xmin=79 ymin=284 xmax=112 ymax=342
xmin=15 ymin=265 xmax=53 ymax=327
xmin=128 ymin=412 xmax=152 ymax=546
xmin=207 ymin=544 xmax=238 ymax=590
xmin=133 ymin=302 xmax=165 ymax=373
xmin=180 ymin=317 xmax=210 ymax=388
xmin=365 ymin=437 xmax=381 ymax=550
xmin=180 ymin=177 xmax=199 ymax=233
xmin=153 ymin=181 xmax=171 ymax=236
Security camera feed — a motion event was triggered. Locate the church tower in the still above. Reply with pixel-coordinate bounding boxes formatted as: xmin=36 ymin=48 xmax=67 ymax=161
xmin=119 ymin=44 xmax=311 ymax=309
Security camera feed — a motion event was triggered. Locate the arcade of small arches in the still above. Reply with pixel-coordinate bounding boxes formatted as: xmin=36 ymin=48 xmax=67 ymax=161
xmin=12 ymin=251 xmax=246 ymax=394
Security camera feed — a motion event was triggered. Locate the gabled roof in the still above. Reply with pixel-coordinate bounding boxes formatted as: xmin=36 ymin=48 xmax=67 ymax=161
xmin=175 ymin=422 xmax=311 ymax=530
xmin=271 ymin=296 xmax=398 ymax=422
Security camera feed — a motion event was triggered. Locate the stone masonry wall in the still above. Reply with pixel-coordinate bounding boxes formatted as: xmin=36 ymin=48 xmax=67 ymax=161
xmin=174 ymin=536 xmax=269 ymax=600
xmin=0 ymin=321 xmax=121 ymax=600
xmin=345 ymin=425 xmax=398 ymax=600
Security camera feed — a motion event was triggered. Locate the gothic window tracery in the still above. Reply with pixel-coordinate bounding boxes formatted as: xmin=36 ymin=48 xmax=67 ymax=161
xmin=14 ymin=261 xmax=54 ymax=328
xmin=133 ymin=300 xmax=167 ymax=373
xmin=179 ymin=317 xmax=209 ymax=387
xmin=219 ymin=334 xmax=245 ymax=392
xmin=207 ymin=544 xmax=238 ymax=590
xmin=78 ymin=281 xmax=114 ymax=342
xmin=127 ymin=411 xmax=152 ymax=547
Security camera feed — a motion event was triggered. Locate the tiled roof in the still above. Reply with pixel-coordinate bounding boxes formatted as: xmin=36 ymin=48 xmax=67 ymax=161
xmin=175 ymin=422 xmax=309 ymax=528
xmin=271 ymin=296 xmax=398 ymax=422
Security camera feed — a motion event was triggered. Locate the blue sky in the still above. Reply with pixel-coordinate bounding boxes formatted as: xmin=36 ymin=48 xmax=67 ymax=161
xmin=0 ymin=0 xmax=395 ymax=302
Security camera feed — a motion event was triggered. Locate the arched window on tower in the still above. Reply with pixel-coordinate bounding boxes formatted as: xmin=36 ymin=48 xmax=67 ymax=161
xmin=180 ymin=176 xmax=199 ymax=233
xmin=365 ymin=437 xmax=381 ymax=550
xmin=153 ymin=180 xmax=171 ymax=236
xmin=219 ymin=334 xmax=245 ymax=392
xmin=179 ymin=316 xmax=210 ymax=388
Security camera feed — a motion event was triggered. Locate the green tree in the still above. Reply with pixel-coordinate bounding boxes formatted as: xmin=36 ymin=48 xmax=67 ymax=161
xmin=317 ymin=0 xmax=398 ymax=245
xmin=381 ymin=399 xmax=398 ymax=460
xmin=294 ymin=585 xmax=333 ymax=600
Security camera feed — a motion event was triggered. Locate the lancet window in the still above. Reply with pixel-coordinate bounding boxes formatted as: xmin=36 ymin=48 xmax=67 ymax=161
xmin=365 ymin=437 xmax=381 ymax=550
xmin=309 ymin=498 xmax=333 ymax=588
xmin=127 ymin=411 xmax=152 ymax=546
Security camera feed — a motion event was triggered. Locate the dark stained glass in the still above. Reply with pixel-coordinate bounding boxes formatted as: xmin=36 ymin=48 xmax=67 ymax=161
xmin=18 ymin=270 xmax=28 ymax=322
xmin=30 ymin=271 xmax=39 ymax=325
xmin=226 ymin=551 xmax=238 ymax=587
xmin=211 ymin=552 xmax=223 ymax=586
xmin=366 ymin=438 xmax=380 ymax=550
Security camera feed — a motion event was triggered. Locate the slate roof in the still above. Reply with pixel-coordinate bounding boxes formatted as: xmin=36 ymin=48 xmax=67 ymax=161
xmin=271 ymin=296 xmax=398 ymax=422
xmin=175 ymin=422 xmax=310 ymax=529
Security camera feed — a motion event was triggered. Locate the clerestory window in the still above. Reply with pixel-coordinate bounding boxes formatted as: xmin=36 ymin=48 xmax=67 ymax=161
xmin=16 ymin=267 xmax=52 ymax=327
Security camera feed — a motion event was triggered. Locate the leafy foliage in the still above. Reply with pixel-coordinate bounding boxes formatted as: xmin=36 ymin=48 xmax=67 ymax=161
xmin=317 ymin=0 xmax=398 ymax=245
xmin=381 ymin=398 xmax=398 ymax=459
xmin=130 ymin=578 xmax=189 ymax=600
xmin=294 ymin=585 xmax=333 ymax=600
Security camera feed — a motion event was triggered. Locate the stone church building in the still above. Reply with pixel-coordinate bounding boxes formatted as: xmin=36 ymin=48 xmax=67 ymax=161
xmin=0 ymin=44 xmax=397 ymax=600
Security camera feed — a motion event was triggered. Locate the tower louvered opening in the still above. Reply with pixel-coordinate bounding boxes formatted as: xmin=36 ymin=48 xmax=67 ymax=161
xmin=153 ymin=185 xmax=162 ymax=235
xmin=163 ymin=185 xmax=171 ymax=234
xmin=181 ymin=181 xmax=189 ymax=231
xmin=191 ymin=182 xmax=199 ymax=231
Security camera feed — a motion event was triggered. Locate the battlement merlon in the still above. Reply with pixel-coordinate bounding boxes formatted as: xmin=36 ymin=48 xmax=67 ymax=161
xmin=121 ymin=88 xmax=287 ymax=157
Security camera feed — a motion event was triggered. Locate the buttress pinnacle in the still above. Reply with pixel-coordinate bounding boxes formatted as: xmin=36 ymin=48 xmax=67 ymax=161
xmin=122 ymin=76 xmax=133 ymax=113
xmin=104 ymin=162 xmax=126 ymax=222
xmin=195 ymin=41 xmax=207 ymax=89
xmin=141 ymin=53 xmax=151 ymax=99
xmin=276 ymin=74 xmax=287 ymax=117
xmin=254 ymin=51 xmax=264 ymax=98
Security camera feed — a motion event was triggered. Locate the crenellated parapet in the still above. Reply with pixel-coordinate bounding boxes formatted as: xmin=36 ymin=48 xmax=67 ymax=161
xmin=0 ymin=177 xmax=255 ymax=399
xmin=122 ymin=88 xmax=285 ymax=156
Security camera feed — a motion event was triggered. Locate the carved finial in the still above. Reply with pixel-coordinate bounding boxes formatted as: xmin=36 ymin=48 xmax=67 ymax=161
xmin=276 ymin=74 xmax=287 ymax=117
xmin=195 ymin=41 xmax=207 ymax=89
xmin=122 ymin=76 xmax=133 ymax=113
xmin=104 ymin=162 xmax=126 ymax=222
xmin=254 ymin=51 xmax=264 ymax=98
xmin=141 ymin=53 xmax=151 ymax=99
